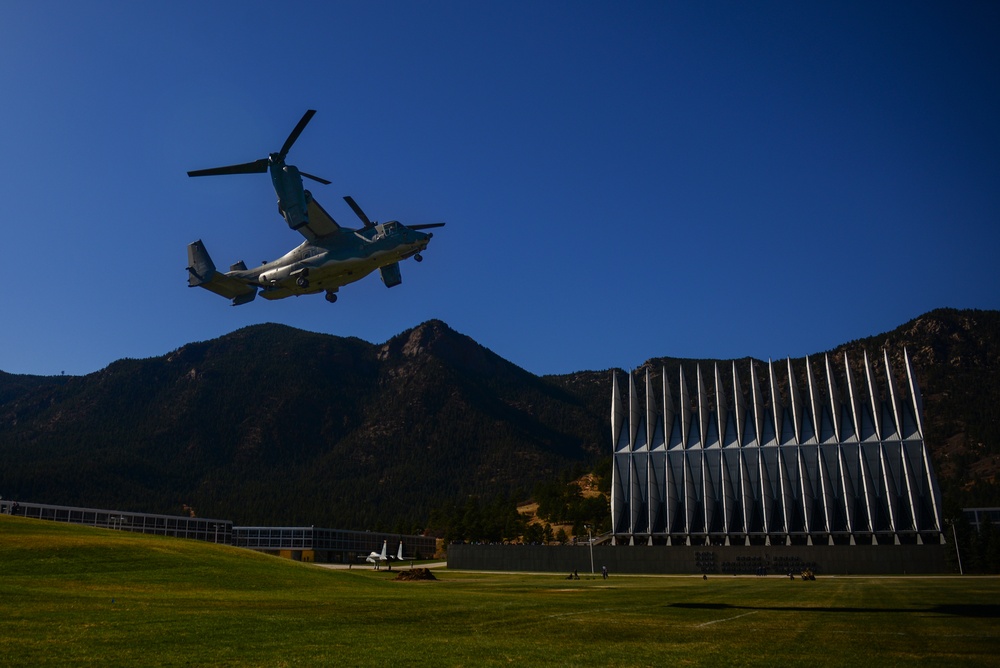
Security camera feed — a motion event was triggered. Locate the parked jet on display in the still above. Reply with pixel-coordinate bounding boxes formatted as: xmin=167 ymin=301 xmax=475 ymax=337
xmin=366 ymin=541 xmax=391 ymax=569
xmin=362 ymin=540 xmax=413 ymax=569
xmin=186 ymin=110 xmax=444 ymax=305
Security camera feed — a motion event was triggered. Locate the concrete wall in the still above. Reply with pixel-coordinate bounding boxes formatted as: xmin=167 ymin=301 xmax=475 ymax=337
xmin=447 ymin=543 xmax=953 ymax=575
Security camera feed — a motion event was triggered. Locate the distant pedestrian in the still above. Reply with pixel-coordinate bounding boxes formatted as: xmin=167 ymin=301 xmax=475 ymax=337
xmin=601 ymin=565 xmax=608 ymax=580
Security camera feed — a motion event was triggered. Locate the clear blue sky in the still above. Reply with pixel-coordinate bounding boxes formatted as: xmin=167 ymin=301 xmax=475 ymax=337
xmin=2 ymin=1 xmax=998 ymax=377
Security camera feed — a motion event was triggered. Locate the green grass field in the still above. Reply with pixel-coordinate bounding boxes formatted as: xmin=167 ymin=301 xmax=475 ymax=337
xmin=2 ymin=515 xmax=998 ymax=666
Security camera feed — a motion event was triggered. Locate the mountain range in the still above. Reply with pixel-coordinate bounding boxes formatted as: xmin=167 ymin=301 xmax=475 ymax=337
xmin=1 ymin=308 xmax=997 ymax=530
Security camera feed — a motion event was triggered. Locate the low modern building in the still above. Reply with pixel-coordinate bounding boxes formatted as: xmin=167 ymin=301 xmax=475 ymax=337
xmin=611 ymin=349 xmax=945 ymax=547
xmin=233 ymin=526 xmax=436 ymax=563
xmin=3 ymin=500 xmax=233 ymax=543
xmin=963 ymin=508 xmax=1000 ymax=533
xmin=2 ymin=500 xmax=435 ymax=564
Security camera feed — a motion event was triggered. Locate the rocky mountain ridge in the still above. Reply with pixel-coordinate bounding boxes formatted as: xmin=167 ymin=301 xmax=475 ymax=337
xmin=1 ymin=308 xmax=997 ymax=529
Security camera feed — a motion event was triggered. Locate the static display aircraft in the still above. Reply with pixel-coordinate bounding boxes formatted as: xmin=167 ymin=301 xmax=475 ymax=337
xmin=186 ymin=110 xmax=444 ymax=305
xmin=362 ymin=540 xmax=414 ymax=569
xmin=366 ymin=541 xmax=390 ymax=569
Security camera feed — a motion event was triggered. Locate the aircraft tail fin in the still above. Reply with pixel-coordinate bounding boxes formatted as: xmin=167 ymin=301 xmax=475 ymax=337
xmin=380 ymin=540 xmax=388 ymax=560
xmin=187 ymin=240 xmax=257 ymax=306
xmin=397 ymin=541 xmax=404 ymax=561
xmin=187 ymin=240 xmax=216 ymax=287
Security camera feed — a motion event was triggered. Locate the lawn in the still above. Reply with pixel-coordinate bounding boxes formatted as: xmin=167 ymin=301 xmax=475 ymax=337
xmin=2 ymin=515 xmax=998 ymax=666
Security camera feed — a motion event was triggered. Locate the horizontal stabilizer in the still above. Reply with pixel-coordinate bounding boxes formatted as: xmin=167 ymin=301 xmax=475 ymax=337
xmin=186 ymin=240 xmax=257 ymax=306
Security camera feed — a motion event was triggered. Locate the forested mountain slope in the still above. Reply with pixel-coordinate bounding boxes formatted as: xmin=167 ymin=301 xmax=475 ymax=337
xmin=1 ymin=309 xmax=996 ymax=529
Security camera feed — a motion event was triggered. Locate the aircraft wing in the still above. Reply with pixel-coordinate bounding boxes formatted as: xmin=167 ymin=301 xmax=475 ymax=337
xmin=295 ymin=196 xmax=342 ymax=241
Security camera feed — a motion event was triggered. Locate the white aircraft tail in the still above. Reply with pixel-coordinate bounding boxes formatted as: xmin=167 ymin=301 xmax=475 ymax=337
xmin=397 ymin=541 xmax=404 ymax=561
xmin=380 ymin=540 xmax=388 ymax=560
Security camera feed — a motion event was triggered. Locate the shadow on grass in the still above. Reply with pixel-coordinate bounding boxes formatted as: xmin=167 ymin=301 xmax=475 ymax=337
xmin=668 ymin=602 xmax=1000 ymax=618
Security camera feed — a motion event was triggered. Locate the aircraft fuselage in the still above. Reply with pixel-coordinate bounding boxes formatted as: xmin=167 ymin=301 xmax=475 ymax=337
xmin=228 ymin=221 xmax=433 ymax=300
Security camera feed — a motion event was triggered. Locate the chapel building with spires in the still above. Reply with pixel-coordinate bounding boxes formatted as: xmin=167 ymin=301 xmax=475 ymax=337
xmin=610 ymin=349 xmax=945 ymax=548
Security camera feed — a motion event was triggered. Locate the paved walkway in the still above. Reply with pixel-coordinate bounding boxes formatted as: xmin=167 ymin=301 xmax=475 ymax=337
xmin=312 ymin=561 xmax=447 ymax=570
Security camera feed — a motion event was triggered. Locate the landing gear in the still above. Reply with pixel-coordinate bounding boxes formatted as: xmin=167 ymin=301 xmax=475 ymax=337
xmin=296 ymin=269 xmax=310 ymax=288
xmin=414 ymin=253 xmax=423 ymax=262
xmin=325 ymin=290 xmax=338 ymax=303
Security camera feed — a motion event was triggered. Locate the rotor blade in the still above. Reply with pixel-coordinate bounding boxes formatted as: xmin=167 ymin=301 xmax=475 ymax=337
xmin=187 ymin=158 xmax=268 ymax=177
xmin=300 ymin=171 xmax=331 ymax=185
xmin=343 ymin=195 xmax=374 ymax=228
xmin=279 ymin=109 xmax=317 ymax=158
xmin=408 ymin=222 xmax=447 ymax=230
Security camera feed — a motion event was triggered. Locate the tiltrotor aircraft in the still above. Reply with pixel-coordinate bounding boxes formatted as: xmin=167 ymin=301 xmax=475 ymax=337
xmin=186 ymin=110 xmax=444 ymax=305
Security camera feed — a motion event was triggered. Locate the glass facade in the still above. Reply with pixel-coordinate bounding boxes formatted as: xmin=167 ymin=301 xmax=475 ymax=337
xmin=233 ymin=526 xmax=436 ymax=562
xmin=2 ymin=501 xmax=232 ymax=543
xmin=1 ymin=501 xmax=436 ymax=562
